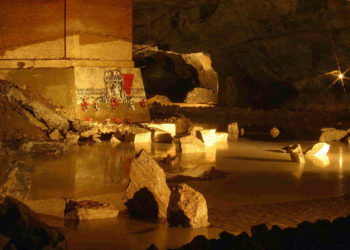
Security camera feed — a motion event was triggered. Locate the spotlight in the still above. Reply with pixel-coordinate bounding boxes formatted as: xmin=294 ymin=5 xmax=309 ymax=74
xmin=338 ymin=73 xmax=344 ymax=80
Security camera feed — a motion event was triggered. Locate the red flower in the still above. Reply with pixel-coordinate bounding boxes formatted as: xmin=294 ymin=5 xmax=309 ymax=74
xmin=139 ymin=98 xmax=147 ymax=108
xmin=84 ymin=116 xmax=92 ymax=122
xmin=114 ymin=117 xmax=122 ymax=124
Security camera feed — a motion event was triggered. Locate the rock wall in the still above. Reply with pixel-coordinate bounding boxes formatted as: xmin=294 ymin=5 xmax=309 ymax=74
xmin=134 ymin=0 xmax=350 ymax=110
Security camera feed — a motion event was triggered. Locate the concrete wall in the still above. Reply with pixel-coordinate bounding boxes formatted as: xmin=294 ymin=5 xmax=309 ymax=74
xmin=0 ymin=0 xmax=132 ymax=62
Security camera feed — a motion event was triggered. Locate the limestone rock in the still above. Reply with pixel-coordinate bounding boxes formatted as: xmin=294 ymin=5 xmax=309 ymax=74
xmin=98 ymin=124 xmax=119 ymax=134
xmin=179 ymin=135 xmax=204 ymax=153
xmin=49 ymin=129 xmax=62 ymax=141
xmin=92 ymin=134 xmax=102 ymax=143
xmin=110 ymin=135 xmax=121 ymax=145
xmin=167 ymin=183 xmax=209 ymax=228
xmin=65 ymin=132 xmax=80 ymax=144
xmin=147 ymin=123 xmax=176 ymax=137
xmin=305 ymin=142 xmax=330 ymax=156
xmin=289 ymin=144 xmax=305 ymax=164
xmin=64 ymin=200 xmax=119 ymax=221
xmin=71 ymin=119 xmax=93 ymax=133
xmin=123 ymin=150 xmax=171 ymax=220
xmin=184 ymin=88 xmax=217 ymax=104
xmin=0 ymin=196 xmax=65 ymax=249
xmin=147 ymin=95 xmax=172 ymax=105
xmin=159 ymin=154 xmax=180 ymax=171
xmin=319 ymin=128 xmax=347 ymax=142
xmin=80 ymin=127 xmax=99 ymax=138
xmin=196 ymin=129 xmax=217 ymax=147
xmin=0 ymin=160 xmax=32 ymax=200
xmin=20 ymin=141 xmax=69 ymax=154
xmin=270 ymin=127 xmax=280 ymax=138
xmin=115 ymin=125 xmax=151 ymax=143
xmin=216 ymin=132 xmax=228 ymax=142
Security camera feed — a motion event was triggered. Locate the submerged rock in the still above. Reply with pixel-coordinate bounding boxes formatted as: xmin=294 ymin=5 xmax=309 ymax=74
xmin=123 ymin=150 xmax=171 ymax=221
xmin=319 ymin=128 xmax=347 ymax=142
xmin=167 ymin=183 xmax=209 ymax=228
xmin=19 ymin=141 xmax=69 ymax=154
xmin=64 ymin=200 xmax=119 ymax=221
xmin=305 ymin=142 xmax=330 ymax=156
xmin=0 ymin=160 xmax=32 ymax=200
xmin=289 ymin=144 xmax=305 ymax=164
xmin=0 ymin=196 xmax=65 ymax=249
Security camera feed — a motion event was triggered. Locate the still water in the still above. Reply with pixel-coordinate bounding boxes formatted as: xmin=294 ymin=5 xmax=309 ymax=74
xmin=1 ymin=139 xmax=350 ymax=249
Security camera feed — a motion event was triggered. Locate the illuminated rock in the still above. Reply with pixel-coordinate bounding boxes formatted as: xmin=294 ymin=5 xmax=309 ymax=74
xmin=0 ymin=196 xmax=65 ymax=249
xmin=270 ymin=127 xmax=280 ymax=138
xmin=179 ymin=135 xmax=204 ymax=153
xmin=197 ymin=129 xmax=217 ymax=147
xmin=228 ymin=122 xmax=239 ymax=141
xmin=147 ymin=124 xmax=176 ymax=137
xmin=20 ymin=141 xmax=68 ymax=154
xmin=0 ymin=160 xmax=31 ymax=200
xmin=92 ymin=134 xmax=102 ymax=143
xmin=167 ymin=183 xmax=209 ymax=228
xmin=319 ymin=128 xmax=347 ymax=142
xmin=305 ymin=142 xmax=330 ymax=156
xmin=110 ymin=135 xmax=121 ymax=145
xmin=190 ymin=126 xmax=204 ymax=136
xmin=289 ymin=144 xmax=305 ymax=163
xmin=134 ymin=131 xmax=152 ymax=143
xmin=64 ymin=200 xmax=119 ymax=221
xmin=49 ymin=129 xmax=62 ymax=141
xmin=123 ymin=150 xmax=171 ymax=221
xmin=98 ymin=124 xmax=119 ymax=134
xmin=216 ymin=132 xmax=228 ymax=142
xmin=71 ymin=119 xmax=93 ymax=133
xmin=65 ymin=132 xmax=80 ymax=144
xmin=116 ymin=125 xmax=151 ymax=143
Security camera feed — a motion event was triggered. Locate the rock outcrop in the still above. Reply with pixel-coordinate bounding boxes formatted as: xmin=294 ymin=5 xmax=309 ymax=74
xmin=0 ymin=196 xmax=65 ymax=249
xmin=123 ymin=150 xmax=171 ymax=221
xmin=167 ymin=183 xmax=209 ymax=228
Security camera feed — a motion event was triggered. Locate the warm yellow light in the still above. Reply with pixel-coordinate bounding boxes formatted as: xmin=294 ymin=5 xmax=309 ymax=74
xmin=339 ymin=73 xmax=344 ymax=80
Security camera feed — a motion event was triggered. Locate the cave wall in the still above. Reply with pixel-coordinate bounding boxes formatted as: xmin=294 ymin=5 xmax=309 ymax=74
xmin=133 ymin=0 xmax=350 ymax=110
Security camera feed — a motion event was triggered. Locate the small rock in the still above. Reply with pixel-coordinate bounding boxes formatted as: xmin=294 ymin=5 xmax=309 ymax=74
xmin=167 ymin=183 xmax=209 ymax=228
xmin=147 ymin=95 xmax=172 ymax=105
xmin=49 ymin=129 xmax=62 ymax=141
xmin=270 ymin=127 xmax=280 ymax=138
xmin=80 ymin=127 xmax=99 ymax=138
xmin=66 ymin=132 xmax=80 ymax=144
xmin=319 ymin=128 xmax=347 ymax=142
xmin=92 ymin=134 xmax=102 ymax=143
xmin=184 ymin=87 xmax=217 ymax=104
xmin=64 ymin=200 xmax=119 ymax=221
xmin=71 ymin=119 xmax=93 ymax=133
xmin=110 ymin=135 xmax=121 ymax=144
xmin=305 ymin=142 xmax=330 ymax=156
xmin=289 ymin=144 xmax=305 ymax=163
xmin=152 ymin=129 xmax=173 ymax=143
xmin=146 ymin=124 xmax=176 ymax=137
xmin=123 ymin=150 xmax=171 ymax=221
